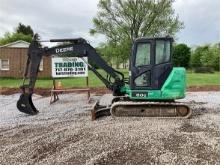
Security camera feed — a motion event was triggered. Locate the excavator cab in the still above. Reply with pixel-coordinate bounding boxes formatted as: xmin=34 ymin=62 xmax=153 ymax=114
xmin=130 ymin=37 xmax=173 ymax=90
xmin=115 ymin=37 xmax=186 ymax=101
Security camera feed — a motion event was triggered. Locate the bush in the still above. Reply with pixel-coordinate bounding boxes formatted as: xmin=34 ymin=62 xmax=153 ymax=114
xmin=191 ymin=44 xmax=220 ymax=71
xmin=173 ymin=44 xmax=191 ymax=68
xmin=194 ymin=67 xmax=214 ymax=73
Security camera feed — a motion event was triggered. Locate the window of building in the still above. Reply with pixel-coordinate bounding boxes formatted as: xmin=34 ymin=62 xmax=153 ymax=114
xmin=39 ymin=59 xmax=43 ymax=71
xmin=0 ymin=59 xmax=10 ymax=70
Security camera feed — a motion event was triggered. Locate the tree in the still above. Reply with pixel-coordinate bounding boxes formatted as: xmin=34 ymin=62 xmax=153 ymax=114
xmin=0 ymin=32 xmax=32 ymax=45
xmin=191 ymin=45 xmax=220 ymax=71
xmin=97 ymin=39 xmax=131 ymax=68
xmin=0 ymin=23 xmax=36 ymax=45
xmin=91 ymin=0 xmax=183 ymax=67
xmin=172 ymin=44 xmax=191 ymax=68
xmin=190 ymin=46 xmax=206 ymax=68
xmin=90 ymin=0 xmax=183 ymax=42
xmin=200 ymin=45 xmax=220 ymax=71
xmin=211 ymin=44 xmax=220 ymax=71
xmin=16 ymin=22 xmax=34 ymax=36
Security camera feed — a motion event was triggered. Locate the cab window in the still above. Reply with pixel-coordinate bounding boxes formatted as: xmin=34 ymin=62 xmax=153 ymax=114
xmin=155 ymin=40 xmax=171 ymax=64
xmin=135 ymin=43 xmax=151 ymax=67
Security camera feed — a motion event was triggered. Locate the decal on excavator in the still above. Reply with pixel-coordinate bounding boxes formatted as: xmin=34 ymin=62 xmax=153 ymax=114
xmin=55 ymin=46 xmax=73 ymax=53
xmin=132 ymin=92 xmax=148 ymax=98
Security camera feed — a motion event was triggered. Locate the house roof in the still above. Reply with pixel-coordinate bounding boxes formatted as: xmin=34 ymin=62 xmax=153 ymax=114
xmin=0 ymin=40 xmax=30 ymax=48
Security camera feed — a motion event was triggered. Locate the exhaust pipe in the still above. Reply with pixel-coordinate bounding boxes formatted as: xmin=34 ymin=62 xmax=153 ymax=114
xmin=17 ymin=93 xmax=39 ymax=115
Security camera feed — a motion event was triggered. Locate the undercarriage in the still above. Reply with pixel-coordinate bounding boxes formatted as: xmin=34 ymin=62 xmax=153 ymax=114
xmin=91 ymin=97 xmax=192 ymax=120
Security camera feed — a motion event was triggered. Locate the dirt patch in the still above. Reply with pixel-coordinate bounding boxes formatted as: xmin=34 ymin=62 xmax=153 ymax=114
xmin=187 ymin=85 xmax=220 ymax=92
xmin=162 ymin=134 xmax=187 ymax=152
xmin=0 ymin=87 xmax=51 ymax=96
xmin=1 ymin=85 xmax=220 ymax=96
xmin=179 ymin=122 xmax=220 ymax=137
xmin=31 ymin=142 xmax=60 ymax=161
xmin=0 ymin=87 xmax=111 ymax=96
xmin=1 ymin=92 xmax=220 ymax=164
xmin=93 ymin=144 xmax=154 ymax=165
xmin=179 ymin=123 xmax=207 ymax=132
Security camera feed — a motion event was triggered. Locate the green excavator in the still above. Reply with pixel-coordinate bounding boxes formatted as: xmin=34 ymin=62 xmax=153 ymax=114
xmin=17 ymin=35 xmax=191 ymax=120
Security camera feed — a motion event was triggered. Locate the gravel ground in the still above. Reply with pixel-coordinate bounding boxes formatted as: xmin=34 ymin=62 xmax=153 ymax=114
xmin=0 ymin=92 xmax=220 ymax=164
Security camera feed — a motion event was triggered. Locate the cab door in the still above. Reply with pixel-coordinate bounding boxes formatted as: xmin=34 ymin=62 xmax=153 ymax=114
xmin=130 ymin=38 xmax=173 ymax=90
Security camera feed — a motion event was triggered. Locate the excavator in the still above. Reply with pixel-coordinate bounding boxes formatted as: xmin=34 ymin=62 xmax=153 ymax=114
xmin=17 ymin=34 xmax=192 ymax=120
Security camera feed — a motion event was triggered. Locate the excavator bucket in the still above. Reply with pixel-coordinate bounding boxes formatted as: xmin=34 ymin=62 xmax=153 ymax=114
xmin=17 ymin=93 xmax=39 ymax=115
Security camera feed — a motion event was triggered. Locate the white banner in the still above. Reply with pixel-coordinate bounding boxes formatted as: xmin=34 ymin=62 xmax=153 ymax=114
xmin=51 ymin=57 xmax=88 ymax=77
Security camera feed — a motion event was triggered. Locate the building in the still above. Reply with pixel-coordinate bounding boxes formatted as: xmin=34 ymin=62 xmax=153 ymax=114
xmin=0 ymin=40 xmax=51 ymax=78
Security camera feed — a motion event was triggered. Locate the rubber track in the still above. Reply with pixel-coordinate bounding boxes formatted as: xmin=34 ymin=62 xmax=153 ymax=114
xmin=110 ymin=101 xmax=192 ymax=119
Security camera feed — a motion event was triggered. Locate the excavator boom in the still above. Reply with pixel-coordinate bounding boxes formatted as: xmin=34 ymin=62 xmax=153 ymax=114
xmin=17 ymin=35 xmax=125 ymax=116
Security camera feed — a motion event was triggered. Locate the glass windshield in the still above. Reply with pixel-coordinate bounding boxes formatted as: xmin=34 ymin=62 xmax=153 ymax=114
xmin=155 ymin=40 xmax=171 ymax=64
xmin=134 ymin=71 xmax=150 ymax=86
xmin=135 ymin=43 xmax=151 ymax=67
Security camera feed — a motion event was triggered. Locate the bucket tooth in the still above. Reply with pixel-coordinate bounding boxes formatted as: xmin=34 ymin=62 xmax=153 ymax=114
xmin=17 ymin=93 xmax=39 ymax=115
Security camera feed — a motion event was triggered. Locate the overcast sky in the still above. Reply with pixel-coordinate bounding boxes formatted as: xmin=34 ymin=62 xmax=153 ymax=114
xmin=0 ymin=0 xmax=219 ymax=47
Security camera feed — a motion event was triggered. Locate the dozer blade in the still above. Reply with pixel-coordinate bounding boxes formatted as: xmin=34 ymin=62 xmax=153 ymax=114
xmin=17 ymin=93 xmax=39 ymax=115
xmin=91 ymin=101 xmax=111 ymax=120
xmin=111 ymin=101 xmax=192 ymax=119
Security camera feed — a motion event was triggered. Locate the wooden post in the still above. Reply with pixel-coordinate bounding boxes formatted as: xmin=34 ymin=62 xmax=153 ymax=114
xmin=50 ymin=78 xmax=59 ymax=104
xmin=86 ymin=76 xmax=90 ymax=100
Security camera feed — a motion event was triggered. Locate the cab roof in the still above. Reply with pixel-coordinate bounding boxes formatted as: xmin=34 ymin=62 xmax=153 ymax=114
xmin=135 ymin=36 xmax=174 ymax=42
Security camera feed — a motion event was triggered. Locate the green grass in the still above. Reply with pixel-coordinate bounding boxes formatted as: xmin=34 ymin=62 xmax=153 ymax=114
xmin=186 ymin=72 xmax=220 ymax=86
xmin=0 ymin=69 xmax=128 ymax=88
xmin=0 ymin=70 xmax=219 ymax=88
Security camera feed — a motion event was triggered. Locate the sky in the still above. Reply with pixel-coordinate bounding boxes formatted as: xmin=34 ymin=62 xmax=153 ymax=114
xmin=0 ymin=0 xmax=220 ymax=47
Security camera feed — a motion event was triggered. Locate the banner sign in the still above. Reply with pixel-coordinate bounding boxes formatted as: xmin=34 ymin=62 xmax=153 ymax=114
xmin=51 ymin=57 xmax=88 ymax=77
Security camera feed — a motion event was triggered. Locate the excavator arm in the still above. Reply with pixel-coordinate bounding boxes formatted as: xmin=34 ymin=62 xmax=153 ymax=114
xmin=17 ymin=35 xmax=125 ymax=115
